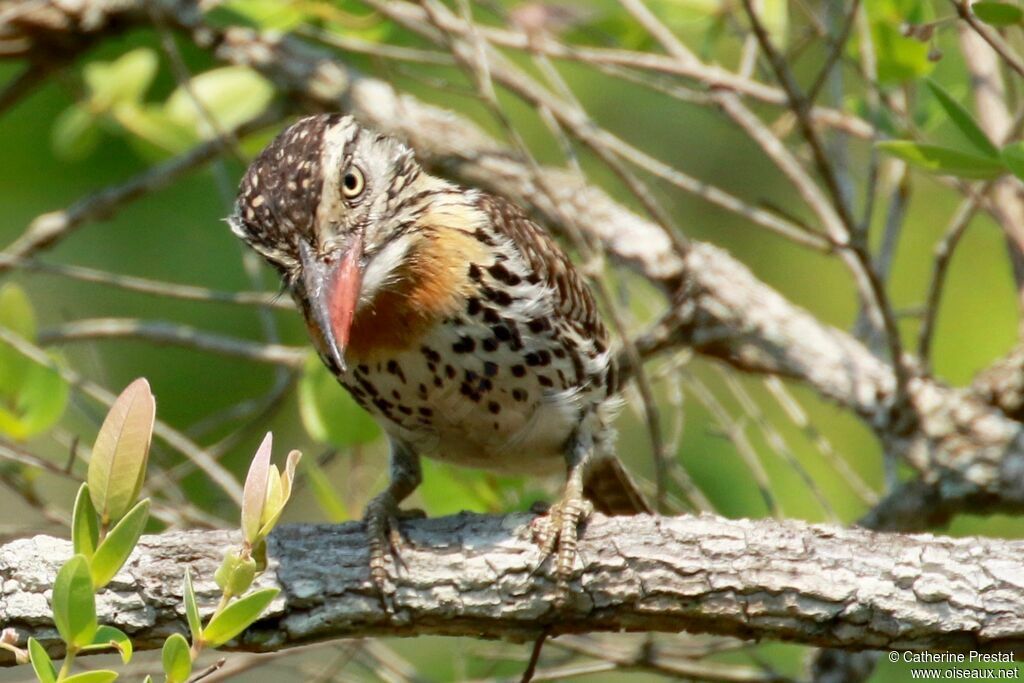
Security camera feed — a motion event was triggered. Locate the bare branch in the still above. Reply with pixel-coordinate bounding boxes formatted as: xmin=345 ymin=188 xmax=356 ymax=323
xmin=38 ymin=318 xmax=306 ymax=368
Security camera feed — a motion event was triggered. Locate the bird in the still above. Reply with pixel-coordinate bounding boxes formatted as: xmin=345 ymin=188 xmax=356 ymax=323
xmin=229 ymin=113 xmax=649 ymax=596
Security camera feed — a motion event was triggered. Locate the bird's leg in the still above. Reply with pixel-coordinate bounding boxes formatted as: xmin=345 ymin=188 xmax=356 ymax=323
xmin=532 ymin=427 xmax=595 ymax=601
xmin=364 ymin=440 xmax=422 ymax=593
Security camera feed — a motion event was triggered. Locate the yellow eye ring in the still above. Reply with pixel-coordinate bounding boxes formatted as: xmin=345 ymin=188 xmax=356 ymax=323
xmin=341 ymin=166 xmax=365 ymax=199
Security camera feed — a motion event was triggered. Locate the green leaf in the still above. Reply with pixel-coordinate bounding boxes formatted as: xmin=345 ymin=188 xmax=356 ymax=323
xmin=143 ymin=677 xmax=154 ymax=683
xmin=27 ymin=638 xmax=56 ymax=683
xmin=201 ymin=588 xmax=279 ymax=647
xmin=758 ymin=0 xmax=788 ymax=46
xmin=90 ymin=499 xmax=149 ymax=589
xmin=220 ymin=0 xmax=309 ymax=29
xmin=1002 ymin=141 xmax=1024 ymax=181
xmin=88 ymin=378 xmax=155 ymax=525
xmin=214 ymin=549 xmax=256 ymax=597
xmin=972 ymin=1 xmax=1024 ymax=25
xmin=62 ymin=672 xmax=119 ymax=683
xmin=0 ymin=357 xmax=70 ymax=441
xmin=84 ymin=48 xmax=158 ymax=111
xmin=0 ymin=283 xmax=36 ymax=396
xmin=925 ymin=80 xmax=998 ymax=157
xmin=114 ymin=103 xmax=198 ymax=156
xmin=164 ymin=66 xmax=273 ymax=138
xmin=161 ymin=633 xmax=192 ymax=683
xmin=870 ymin=17 xmax=933 ymax=84
xmin=242 ymin=432 xmax=273 ymax=545
xmin=81 ymin=626 xmax=133 ymax=664
xmin=876 ymin=140 xmax=1006 ymax=178
xmin=52 ymin=555 xmax=97 ymax=648
xmin=72 ymin=484 xmax=99 ymax=560
xmin=298 ymin=355 xmax=380 ymax=448
xmin=183 ymin=568 xmax=202 ymax=644
xmin=52 ymin=104 xmax=102 ymax=161
xmin=302 ymin=457 xmax=347 ymax=522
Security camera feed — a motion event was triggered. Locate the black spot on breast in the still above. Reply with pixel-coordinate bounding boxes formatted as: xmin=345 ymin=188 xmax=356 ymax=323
xmin=419 ymin=407 xmax=433 ymax=417
xmin=488 ymin=263 xmax=522 ymax=286
xmin=511 ymin=364 xmax=526 ymax=377
xmin=420 ymin=346 xmax=441 ymax=363
xmin=493 ymin=325 xmax=511 ymax=342
xmin=488 ymin=401 xmax=501 ymax=414
xmin=467 ymin=298 xmax=481 ymax=316
xmin=483 ymin=361 xmax=498 ymax=377
xmin=538 ymin=375 xmax=553 ymax=388
xmin=468 ymin=263 xmax=482 ymax=281
xmin=452 ymin=336 xmax=475 ymax=353
xmin=528 ymin=317 xmax=550 ymax=334
xmin=386 ymin=360 xmax=406 ymax=383
xmin=483 ymin=338 xmax=498 ymax=352
xmin=445 ymin=364 xmax=457 ymax=379
xmin=512 ymin=388 xmax=527 ymax=402
xmin=482 ymin=308 xmax=501 ymax=324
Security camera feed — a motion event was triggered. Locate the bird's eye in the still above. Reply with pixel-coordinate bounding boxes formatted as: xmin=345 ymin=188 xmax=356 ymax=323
xmin=341 ymin=166 xmax=365 ymax=199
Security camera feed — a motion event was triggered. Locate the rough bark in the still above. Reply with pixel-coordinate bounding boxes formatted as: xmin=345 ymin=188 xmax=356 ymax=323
xmin=2 ymin=513 xmax=1024 ymax=665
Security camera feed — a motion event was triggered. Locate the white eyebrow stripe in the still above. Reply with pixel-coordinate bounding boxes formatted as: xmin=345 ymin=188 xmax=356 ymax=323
xmin=314 ymin=117 xmax=359 ymax=250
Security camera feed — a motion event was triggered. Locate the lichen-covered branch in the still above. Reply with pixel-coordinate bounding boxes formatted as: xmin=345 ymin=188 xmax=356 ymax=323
xmin=2 ymin=513 xmax=1024 ymax=665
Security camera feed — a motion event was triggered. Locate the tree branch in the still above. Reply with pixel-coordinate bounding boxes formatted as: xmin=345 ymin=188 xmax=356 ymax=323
xmin=2 ymin=513 xmax=1024 ymax=665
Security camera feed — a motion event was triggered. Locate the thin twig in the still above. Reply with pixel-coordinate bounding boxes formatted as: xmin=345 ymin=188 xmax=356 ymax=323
xmin=0 ymin=255 xmax=291 ymax=308
xmin=38 ymin=318 xmax=305 ymax=367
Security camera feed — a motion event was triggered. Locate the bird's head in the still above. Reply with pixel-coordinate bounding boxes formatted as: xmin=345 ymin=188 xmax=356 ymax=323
xmin=229 ymin=114 xmax=426 ymax=372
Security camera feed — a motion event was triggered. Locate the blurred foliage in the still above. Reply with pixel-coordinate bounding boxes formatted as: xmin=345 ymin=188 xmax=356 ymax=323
xmin=1 ymin=0 xmax=1023 ymax=680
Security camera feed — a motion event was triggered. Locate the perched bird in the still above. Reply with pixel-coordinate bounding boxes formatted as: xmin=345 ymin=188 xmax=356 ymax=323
xmin=229 ymin=114 xmax=648 ymax=592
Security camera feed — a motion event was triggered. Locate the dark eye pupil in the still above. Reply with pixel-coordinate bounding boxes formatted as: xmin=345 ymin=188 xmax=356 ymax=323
xmin=344 ymin=173 xmax=358 ymax=190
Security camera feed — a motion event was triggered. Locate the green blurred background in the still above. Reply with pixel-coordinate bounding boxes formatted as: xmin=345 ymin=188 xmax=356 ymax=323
xmin=1 ymin=0 xmax=1022 ymax=680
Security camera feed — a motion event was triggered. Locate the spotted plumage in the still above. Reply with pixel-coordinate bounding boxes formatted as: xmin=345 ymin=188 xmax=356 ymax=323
xmin=230 ymin=114 xmax=648 ymax=595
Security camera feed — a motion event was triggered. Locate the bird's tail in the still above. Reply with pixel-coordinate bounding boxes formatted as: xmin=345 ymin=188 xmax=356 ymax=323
xmin=584 ymin=456 xmax=652 ymax=515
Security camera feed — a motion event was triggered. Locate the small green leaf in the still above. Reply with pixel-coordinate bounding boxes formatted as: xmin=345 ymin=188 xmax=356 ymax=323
xmin=876 ymin=140 xmax=1006 ymax=178
xmin=84 ymin=48 xmax=158 ymax=111
xmin=0 ymin=283 xmax=36 ymax=395
xmin=52 ymin=555 xmax=97 ymax=648
xmin=161 ymin=633 xmax=192 ymax=683
xmin=27 ymin=638 xmax=56 ymax=683
xmin=1002 ymin=141 xmax=1024 ymax=181
xmin=90 ymin=499 xmax=150 ymax=589
xmin=925 ymin=80 xmax=998 ymax=158
xmin=220 ymin=0 xmax=310 ymax=29
xmin=213 ymin=549 xmax=256 ymax=597
xmin=52 ymin=104 xmax=102 ymax=161
xmin=164 ymin=66 xmax=273 ymax=138
xmin=302 ymin=457 xmax=347 ymax=523
xmin=0 ymin=356 xmax=70 ymax=441
xmin=201 ymin=588 xmax=279 ymax=646
xmin=88 ymin=378 xmax=155 ymax=525
xmin=80 ymin=626 xmax=133 ymax=664
xmin=298 ymin=355 xmax=380 ymax=447
xmin=183 ymin=568 xmax=202 ymax=644
xmin=62 ymin=671 xmax=119 ymax=683
xmin=114 ymin=103 xmax=197 ymax=156
xmin=871 ymin=20 xmax=934 ymax=84
xmin=72 ymin=484 xmax=99 ymax=560
xmin=972 ymin=1 xmax=1024 ymax=25
xmin=758 ymin=0 xmax=788 ymax=46
xmin=242 ymin=433 xmax=273 ymax=545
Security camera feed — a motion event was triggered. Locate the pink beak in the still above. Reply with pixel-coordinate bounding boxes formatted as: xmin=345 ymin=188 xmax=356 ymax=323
xmin=297 ymin=235 xmax=363 ymax=372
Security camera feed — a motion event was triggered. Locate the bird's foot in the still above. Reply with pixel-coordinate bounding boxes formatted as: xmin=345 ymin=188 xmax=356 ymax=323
xmin=363 ymin=492 xmax=425 ymax=602
xmin=530 ymin=491 xmax=594 ymax=605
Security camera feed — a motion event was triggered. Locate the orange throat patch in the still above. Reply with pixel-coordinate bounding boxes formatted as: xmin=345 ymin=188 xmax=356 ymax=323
xmin=344 ymin=228 xmax=487 ymax=361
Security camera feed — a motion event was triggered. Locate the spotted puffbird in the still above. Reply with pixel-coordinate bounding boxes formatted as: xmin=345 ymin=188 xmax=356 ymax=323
xmin=229 ymin=114 xmax=649 ymax=594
